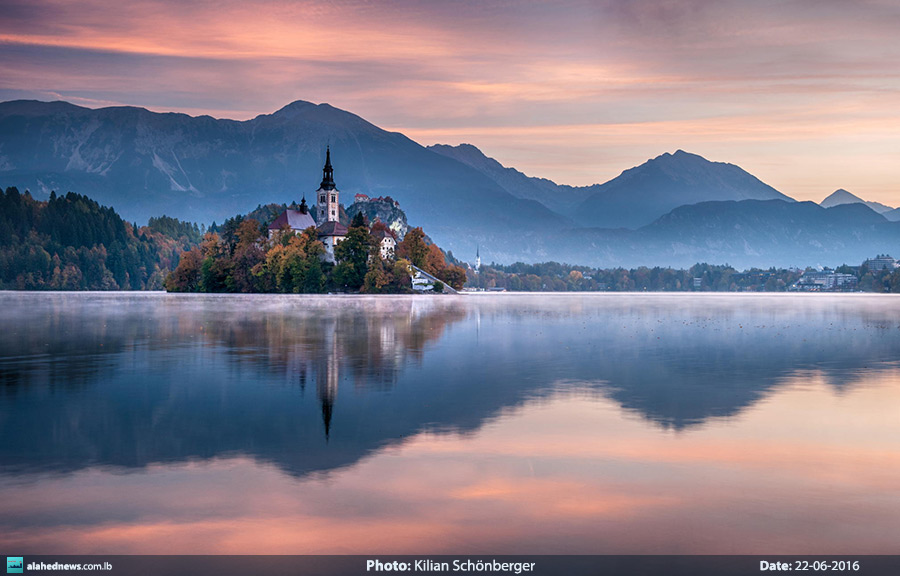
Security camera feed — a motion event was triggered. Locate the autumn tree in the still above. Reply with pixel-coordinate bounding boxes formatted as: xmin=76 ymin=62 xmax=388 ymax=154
xmin=439 ymin=264 xmax=467 ymax=291
xmin=370 ymin=219 xmax=394 ymax=240
xmin=424 ymin=244 xmax=446 ymax=276
xmin=230 ymin=219 xmax=265 ymax=292
xmin=164 ymin=247 xmax=203 ymax=292
xmin=391 ymin=258 xmax=413 ymax=292
xmin=362 ymin=251 xmax=391 ymax=293
xmin=397 ymin=227 xmax=429 ymax=269
xmin=261 ymin=227 xmax=326 ymax=293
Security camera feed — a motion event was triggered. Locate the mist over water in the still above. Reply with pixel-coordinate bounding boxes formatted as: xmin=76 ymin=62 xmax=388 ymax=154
xmin=1 ymin=292 xmax=899 ymax=553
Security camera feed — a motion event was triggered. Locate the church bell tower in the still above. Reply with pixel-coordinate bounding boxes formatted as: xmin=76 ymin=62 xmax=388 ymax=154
xmin=316 ymin=146 xmax=339 ymax=223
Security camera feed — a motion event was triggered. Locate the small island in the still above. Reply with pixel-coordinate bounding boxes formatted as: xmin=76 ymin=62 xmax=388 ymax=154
xmin=164 ymin=148 xmax=467 ymax=294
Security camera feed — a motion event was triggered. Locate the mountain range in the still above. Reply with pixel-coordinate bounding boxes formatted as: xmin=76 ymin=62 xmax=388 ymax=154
xmin=1 ymin=99 xmax=898 ymax=268
xmin=428 ymin=143 xmax=598 ymax=215
xmin=0 ymin=99 xmax=567 ymax=261
xmin=559 ymin=200 xmax=897 ymax=269
xmin=573 ymin=150 xmax=796 ymax=228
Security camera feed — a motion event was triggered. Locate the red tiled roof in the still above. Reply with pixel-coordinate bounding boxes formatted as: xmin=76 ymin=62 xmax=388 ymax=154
xmin=268 ymin=209 xmax=317 ymax=231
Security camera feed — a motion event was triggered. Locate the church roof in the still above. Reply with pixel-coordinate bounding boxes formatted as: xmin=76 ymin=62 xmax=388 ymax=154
xmin=317 ymin=221 xmax=348 ymax=237
xmin=268 ymin=209 xmax=316 ymax=231
xmin=371 ymin=228 xmax=396 ymax=241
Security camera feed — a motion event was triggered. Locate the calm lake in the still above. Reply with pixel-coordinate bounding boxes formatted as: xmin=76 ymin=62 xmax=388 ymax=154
xmin=1 ymin=292 xmax=898 ymax=554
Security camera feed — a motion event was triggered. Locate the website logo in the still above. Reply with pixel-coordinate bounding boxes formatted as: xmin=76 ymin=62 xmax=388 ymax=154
xmin=6 ymin=557 xmax=23 ymax=574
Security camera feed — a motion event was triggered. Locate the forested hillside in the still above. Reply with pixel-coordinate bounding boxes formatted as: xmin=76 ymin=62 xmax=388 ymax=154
xmin=0 ymin=187 xmax=197 ymax=290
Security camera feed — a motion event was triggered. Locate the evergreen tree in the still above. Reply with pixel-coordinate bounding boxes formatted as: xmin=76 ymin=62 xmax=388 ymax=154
xmin=0 ymin=187 xmax=193 ymax=290
xmin=333 ymin=220 xmax=373 ymax=292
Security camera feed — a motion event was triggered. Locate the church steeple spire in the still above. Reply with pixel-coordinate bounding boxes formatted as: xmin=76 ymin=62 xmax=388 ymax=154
xmin=320 ymin=146 xmax=335 ymax=190
xmin=316 ymin=146 xmax=340 ymax=223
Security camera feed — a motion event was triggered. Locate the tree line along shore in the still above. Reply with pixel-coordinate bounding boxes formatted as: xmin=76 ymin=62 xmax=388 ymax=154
xmin=3 ymin=186 xmax=899 ymax=293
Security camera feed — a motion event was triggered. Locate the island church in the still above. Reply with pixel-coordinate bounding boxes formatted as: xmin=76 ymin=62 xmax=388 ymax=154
xmin=268 ymin=147 xmax=349 ymax=260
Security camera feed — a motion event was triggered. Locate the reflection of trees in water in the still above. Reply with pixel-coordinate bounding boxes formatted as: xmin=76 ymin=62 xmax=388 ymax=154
xmin=444 ymin=295 xmax=900 ymax=430
xmin=0 ymin=294 xmax=474 ymax=477
xmin=0 ymin=297 xmax=149 ymax=391
xmin=204 ymin=301 xmax=467 ymax=390
xmin=3 ymin=293 xmax=900 ymax=422
xmin=3 ymin=293 xmax=900 ymax=478
xmin=191 ymin=299 xmax=469 ymax=438
xmin=0 ymin=294 xmax=469 ymax=438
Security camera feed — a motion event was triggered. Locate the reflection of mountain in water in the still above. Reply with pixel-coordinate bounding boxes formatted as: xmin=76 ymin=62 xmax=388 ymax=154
xmin=1 ymin=293 xmax=900 ymax=478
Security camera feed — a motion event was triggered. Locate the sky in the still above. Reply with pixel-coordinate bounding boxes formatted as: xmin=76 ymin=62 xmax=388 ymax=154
xmin=1 ymin=0 xmax=899 ymax=204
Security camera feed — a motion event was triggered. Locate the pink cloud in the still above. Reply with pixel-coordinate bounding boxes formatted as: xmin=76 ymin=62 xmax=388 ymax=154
xmin=2 ymin=0 xmax=900 ymax=201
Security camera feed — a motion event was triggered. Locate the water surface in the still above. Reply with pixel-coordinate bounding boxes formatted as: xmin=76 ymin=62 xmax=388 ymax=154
xmin=1 ymin=292 xmax=898 ymax=553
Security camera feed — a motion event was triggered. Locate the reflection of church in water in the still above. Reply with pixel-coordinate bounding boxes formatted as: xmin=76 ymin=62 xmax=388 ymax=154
xmin=285 ymin=299 xmax=464 ymax=441
xmin=291 ymin=303 xmax=417 ymax=440
xmin=296 ymin=321 xmax=341 ymax=441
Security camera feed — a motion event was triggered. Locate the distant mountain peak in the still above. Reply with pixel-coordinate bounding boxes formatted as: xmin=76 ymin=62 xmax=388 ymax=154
xmin=650 ymin=149 xmax=723 ymax=167
xmin=654 ymin=149 xmax=697 ymax=159
xmin=428 ymin=143 xmax=510 ymax=174
xmin=270 ymin=100 xmax=320 ymax=117
xmin=638 ymin=150 xmax=732 ymax=178
xmin=574 ymin=150 xmax=794 ymax=229
xmin=820 ymin=188 xmax=893 ymax=213
xmin=822 ymin=188 xmax=861 ymax=204
xmin=430 ymin=143 xmax=491 ymax=160
xmin=267 ymin=100 xmax=360 ymax=120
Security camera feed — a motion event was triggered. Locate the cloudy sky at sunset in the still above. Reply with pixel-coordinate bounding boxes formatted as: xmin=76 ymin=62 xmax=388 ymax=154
xmin=2 ymin=0 xmax=899 ymax=203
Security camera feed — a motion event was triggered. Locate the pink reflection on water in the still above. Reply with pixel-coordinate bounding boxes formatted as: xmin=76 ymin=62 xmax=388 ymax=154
xmin=2 ymin=374 xmax=899 ymax=554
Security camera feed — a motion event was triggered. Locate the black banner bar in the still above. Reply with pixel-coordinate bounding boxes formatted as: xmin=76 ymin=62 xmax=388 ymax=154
xmin=5 ymin=555 xmax=899 ymax=576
